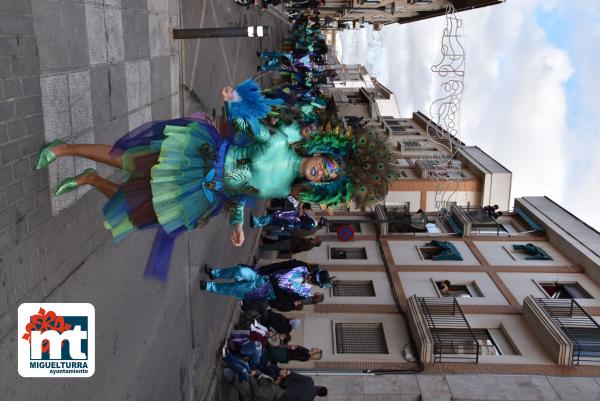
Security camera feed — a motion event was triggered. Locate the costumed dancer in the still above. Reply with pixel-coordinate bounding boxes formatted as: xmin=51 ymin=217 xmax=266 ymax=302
xmin=34 ymin=80 xmax=345 ymax=281
xmin=200 ymin=263 xmax=332 ymax=301
xmin=250 ymin=206 xmax=319 ymax=233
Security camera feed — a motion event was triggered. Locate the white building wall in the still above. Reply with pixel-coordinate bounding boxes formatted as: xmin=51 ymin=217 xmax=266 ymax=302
xmin=385 ymin=190 xmax=421 ymax=211
xmin=398 ymin=271 xmax=509 ymax=305
xmin=389 ymin=240 xmax=479 ymax=266
xmin=475 ymin=241 xmax=569 ymax=266
xmin=298 ymin=313 xmax=409 ymax=364
xmin=322 ymin=271 xmax=395 ymax=305
xmin=465 ymin=315 xmax=555 ymax=364
xmin=497 ymin=272 xmax=600 ymax=307
xmin=425 ymin=190 xmax=481 ymax=210
xmin=375 ymin=98 xmax=400 ymax=118
xmin=302 ymin=240 xmax=383 ymax=265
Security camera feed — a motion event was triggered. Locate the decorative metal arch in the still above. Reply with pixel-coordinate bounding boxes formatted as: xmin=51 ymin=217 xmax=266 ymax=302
xmin=420 ymin=4 xmax=467 ymax=213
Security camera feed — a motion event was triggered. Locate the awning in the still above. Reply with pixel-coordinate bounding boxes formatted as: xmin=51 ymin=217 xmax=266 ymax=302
xmin=441 ymin=208 xmax=464 ymax=235
xmin=514 ymin=207 xmax=544 ymax=233
xmin=426 ymin=240 xmax=463 ymax=261
xmin=512 ymin=243 xmax=552 ymax=260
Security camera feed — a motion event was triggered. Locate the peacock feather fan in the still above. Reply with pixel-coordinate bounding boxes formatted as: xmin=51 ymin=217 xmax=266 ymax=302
xmin=299 ymin=125 xmax=397 ymax=210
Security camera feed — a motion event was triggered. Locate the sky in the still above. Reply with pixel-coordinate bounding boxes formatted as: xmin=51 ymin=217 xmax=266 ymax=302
xmin=338 ymin=0 xmax=600 ymax=231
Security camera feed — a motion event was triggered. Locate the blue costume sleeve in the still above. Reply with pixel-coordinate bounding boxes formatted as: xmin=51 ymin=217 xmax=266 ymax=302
xmin=226 ymin=200 xmax=246 ymax=225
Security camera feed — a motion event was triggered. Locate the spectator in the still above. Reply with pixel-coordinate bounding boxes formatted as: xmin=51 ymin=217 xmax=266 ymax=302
xmin=261 ymin=236 xmax=322 ymax=254
xmin=280 ymin=372 xmax=328 ymax=401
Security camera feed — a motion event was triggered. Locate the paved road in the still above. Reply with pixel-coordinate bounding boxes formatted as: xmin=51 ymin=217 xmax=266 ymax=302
xmin=181 ymin=0 xmax=290 ymax=116
xmin=180 ymin=1 xmax=290 ymax=399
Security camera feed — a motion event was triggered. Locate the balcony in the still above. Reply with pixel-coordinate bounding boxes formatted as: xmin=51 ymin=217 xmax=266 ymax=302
xmin=375 ymin=204 xmax=428 ymax=235
xmin=407 ymin=296 xmax=479 ymax=363
xmin=449 ymin=204 xmax=506 ymax=236
xmin=415 ymin=158 xmax=463 ymax=180
xmin=523 ymin=296 xmax=600 ymax=365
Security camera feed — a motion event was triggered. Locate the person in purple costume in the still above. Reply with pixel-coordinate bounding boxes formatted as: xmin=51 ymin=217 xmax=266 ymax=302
xmin=250 ymin=206 xmax=318 ymax=233
xmin=200 ymin=264 xmax=332 ymax=303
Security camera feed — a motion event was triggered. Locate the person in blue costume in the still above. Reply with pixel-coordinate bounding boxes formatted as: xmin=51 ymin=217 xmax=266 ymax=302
xmin=200 ymin=263 xmax=332 ymax=302
xmin=33 ymin=80 xmax=343 ymax=281
xmin=35 ymin=80 xmax=397 ymax=281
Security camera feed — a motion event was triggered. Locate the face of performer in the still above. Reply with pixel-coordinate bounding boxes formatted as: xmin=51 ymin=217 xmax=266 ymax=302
xmin=302 ymin=156 xmax=339 ymax=182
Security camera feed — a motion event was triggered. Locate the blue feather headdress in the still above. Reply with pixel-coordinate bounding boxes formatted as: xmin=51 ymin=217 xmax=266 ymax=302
xmin=227 ymin=79 xmax=283 ymax=135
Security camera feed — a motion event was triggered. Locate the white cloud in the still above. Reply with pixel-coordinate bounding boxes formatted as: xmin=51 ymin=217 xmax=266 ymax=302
xmin=552 ymin=1 xmax=600 ymax=230
xmin=339 ymin=1 xmax=600 ymax=231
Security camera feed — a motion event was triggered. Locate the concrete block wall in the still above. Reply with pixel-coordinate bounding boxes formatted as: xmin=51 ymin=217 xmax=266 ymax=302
xmin=0 ymin=0 xmax=46 ymax=254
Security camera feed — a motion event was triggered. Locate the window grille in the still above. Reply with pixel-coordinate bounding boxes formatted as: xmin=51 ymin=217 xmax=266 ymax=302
xmin=418 ymin=297 xmax=478 ymax=362
xmin=330 ymin=247 xmax=368 ymax=260
xmin=333 ymin=280 xmax=375 ymax=297
xmin=335 ymin=323 xmax=388 ymax=354
xmin=536 ymin=298 xmax=600 ymax=364
xmin=403 ymin=140 xmax=421 ymax=151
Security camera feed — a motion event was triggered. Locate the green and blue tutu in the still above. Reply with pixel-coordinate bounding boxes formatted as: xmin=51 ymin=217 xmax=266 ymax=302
xmin=103 ymin=113 xmax=228 ymax=280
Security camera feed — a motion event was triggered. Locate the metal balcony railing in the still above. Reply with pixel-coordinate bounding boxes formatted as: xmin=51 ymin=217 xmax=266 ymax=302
xmin=537 ymin=298 xmax=600 ymax=365
xmin=418 ymin=297 xmax=479 ymax=363
xmin=375 ymin=204 xmax=428 ymax=235
xmin=450 ymin=205 xmax=505 ymax=236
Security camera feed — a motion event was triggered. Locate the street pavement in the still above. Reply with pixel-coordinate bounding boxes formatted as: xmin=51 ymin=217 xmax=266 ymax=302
xmin=0 ymin=0 xmax=290 ymax=399
xmin=181 ymin=0 xmax=291 ymax=116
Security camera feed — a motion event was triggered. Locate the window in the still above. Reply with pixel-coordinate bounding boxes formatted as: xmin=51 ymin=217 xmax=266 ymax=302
xmin=433 ymin=328 xmax=518 ymax=356
xmin=418 ymin=241 xmax=463 ymax=261
xmin=390 ymin=126 xmax=408 ymax=134
xmin=327 ymin=222 xmax=362 ymax=233
xmin=333 ymin=280 xmax=375 ymax=297
xmin=419 ymin=246 xmax=440 ymax=260
xmin=330 ymin=247 xmax=368 ymax=260
xmin=401 ymin=139 xmax=437 ymax=152
xmin=334 ymin=323 xmax=388 ymax=354
xmin=538 ymin=282 xmax=593 ymax=299
xmin=434 ymin=280 xmax=482 ymax=298
xmin=395 ymin=158 xmax=411 ymax=167
xmin=509 ymin=244 xmax=553 ymax=260
xmin=402 ymin=140 xmax=421 ymax=151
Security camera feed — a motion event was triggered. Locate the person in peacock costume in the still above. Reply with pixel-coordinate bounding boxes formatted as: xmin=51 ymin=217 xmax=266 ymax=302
xmin=34 ymin=80 xmax=396 ymax=281
xmin=291 ymin=124 xmax=397 ymax=211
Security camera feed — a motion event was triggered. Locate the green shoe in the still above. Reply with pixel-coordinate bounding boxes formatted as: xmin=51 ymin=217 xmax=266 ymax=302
xmin=54 ymin=168 xmax=96 ymax=196
xmin=35 ymin=139 xmax=65 ymax=170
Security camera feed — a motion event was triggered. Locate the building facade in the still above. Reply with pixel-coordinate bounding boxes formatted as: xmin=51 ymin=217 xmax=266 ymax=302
xmin=261 ymin=76 xmax=600 ymax=396
xmin=322 ymin=65 xmax=511 ymax=212
xmin=271 ymin=195 xmax=600 ymax=399
xmin=321 ymin=0 xmax=505 ymax=30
